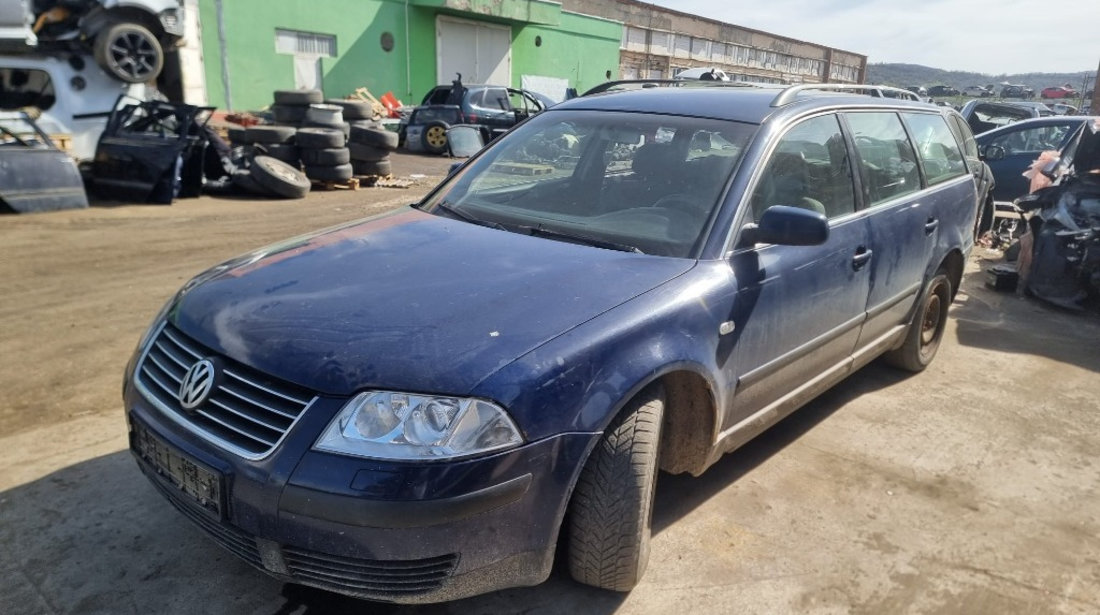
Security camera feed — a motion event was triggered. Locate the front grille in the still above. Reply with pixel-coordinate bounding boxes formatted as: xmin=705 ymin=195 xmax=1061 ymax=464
xmin=136 ymin=323 xmax=316 ymax=458
xmin=284 ymin=548 xmax=458 ymax=596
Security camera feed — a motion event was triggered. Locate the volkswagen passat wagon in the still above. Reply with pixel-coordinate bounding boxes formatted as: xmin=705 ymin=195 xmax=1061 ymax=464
xmin=124 ymin=83 xmax=979 ymax=603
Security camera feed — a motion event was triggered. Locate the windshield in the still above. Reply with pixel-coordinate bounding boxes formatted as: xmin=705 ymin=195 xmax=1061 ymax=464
xmin=420 ymin=110 xmax=756 ymax=257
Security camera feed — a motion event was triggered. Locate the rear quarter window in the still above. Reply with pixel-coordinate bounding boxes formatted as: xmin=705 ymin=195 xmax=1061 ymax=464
xmin=902 ymin=112 xmax=967 ymax=185
xmin=844 ymin=112 xmax=921 ymax=206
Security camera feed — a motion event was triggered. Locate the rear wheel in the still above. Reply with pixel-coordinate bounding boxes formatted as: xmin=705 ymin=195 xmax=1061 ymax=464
xmin=93 ymin=22 xmax=164 ymax=83
xmin=568 ymin=385 xmax=664 ymax=592
xmin=883 ymin=273 xmax=951 ymax=372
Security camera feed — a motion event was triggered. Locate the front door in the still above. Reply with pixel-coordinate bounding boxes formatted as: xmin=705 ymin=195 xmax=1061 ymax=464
xmin=721 ymin=113 xmax=871 ymax=437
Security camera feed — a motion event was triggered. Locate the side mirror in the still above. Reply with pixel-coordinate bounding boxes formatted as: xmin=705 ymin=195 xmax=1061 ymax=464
xmin=983 ymin=144 xmax=1006 ymax=161
xmin=742 ymin=206 xmax=829 ymax=247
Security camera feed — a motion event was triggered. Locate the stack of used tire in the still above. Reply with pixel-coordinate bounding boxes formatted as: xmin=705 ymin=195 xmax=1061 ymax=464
xmin=271 ymin=89 xmax=323 ymax=127
xmin=348 ymin=124 xmax=399 ymax=178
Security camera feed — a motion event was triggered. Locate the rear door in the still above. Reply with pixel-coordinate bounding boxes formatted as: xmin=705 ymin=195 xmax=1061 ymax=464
xmin=723 ymin=113 xmax=871 ymax=434
xmin=843 ymin=111 xmax=934 ymax=352
xmin=0 ymin=113 xmax=88 ymax=213
xmin=982 ymin=120 xmax=1080 ymax=201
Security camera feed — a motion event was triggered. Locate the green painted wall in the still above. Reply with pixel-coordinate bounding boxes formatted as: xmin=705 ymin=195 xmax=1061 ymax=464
xmin=511 ymin=11 xmax=621 ymax=96
xmin=198 ymin=0 xmax=620 ymax=111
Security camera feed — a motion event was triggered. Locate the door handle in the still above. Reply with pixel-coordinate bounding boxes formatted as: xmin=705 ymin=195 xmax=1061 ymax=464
xmin=925 ymin=217 xmax=939 ymax=234
xmin=852 ymin=247 xmax=872 ymax=271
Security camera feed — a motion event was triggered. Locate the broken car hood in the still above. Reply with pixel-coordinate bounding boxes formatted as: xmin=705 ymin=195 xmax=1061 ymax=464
xmin=171 ymin=207 xmax=693 ymax=396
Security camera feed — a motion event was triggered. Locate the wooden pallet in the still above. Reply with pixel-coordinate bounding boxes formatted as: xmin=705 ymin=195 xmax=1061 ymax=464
xmin=311 ymin=177 xmax=360 ymax=191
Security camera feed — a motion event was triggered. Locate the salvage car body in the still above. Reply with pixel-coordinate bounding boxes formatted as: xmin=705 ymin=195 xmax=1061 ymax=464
xmin=0 ymin=109 xmax=87 ymax=212
xmin=0 ymin=0 xmax=183 ymax=82
xmin=93 ymin=96 xmax=213 ymax=203
xmin=123 ymin=84 xmax=978 ymax=603
xmin=1016 ymin=119 xmax=1100 ymax=310
xmin=403 ymin=81 xmax=551 ymax=154
xmin=0 ymin=53 xmax=149 ymax=159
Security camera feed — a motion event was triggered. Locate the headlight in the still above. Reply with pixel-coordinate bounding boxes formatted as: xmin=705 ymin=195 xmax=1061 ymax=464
xmin=315 ymin=391 xmax=524 ymax=460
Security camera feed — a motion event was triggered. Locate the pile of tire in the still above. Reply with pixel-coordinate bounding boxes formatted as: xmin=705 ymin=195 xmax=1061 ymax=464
xmin=348 ymin=124 xmax=399 ymax=178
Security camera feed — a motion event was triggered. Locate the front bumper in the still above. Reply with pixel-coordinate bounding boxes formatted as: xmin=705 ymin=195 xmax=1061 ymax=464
xmin=126 ymin=389 xmax=597 ymax=603
xmin=159 ymin=8 xmax=185 ymax=39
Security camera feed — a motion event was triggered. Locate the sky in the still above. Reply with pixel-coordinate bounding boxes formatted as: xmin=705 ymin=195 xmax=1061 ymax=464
xmin=646 ymin=0 xmax=1099 ymax=76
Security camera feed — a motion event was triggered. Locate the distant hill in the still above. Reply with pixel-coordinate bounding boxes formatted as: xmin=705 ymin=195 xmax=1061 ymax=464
xmin=866 ymin=63 xmax=1093 ymax=95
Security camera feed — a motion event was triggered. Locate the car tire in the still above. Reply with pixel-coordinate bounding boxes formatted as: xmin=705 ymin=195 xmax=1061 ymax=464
xmin=352 ymin=159 xmax=392 ymax=177
xmin=304 ymin=121 xmax=351 ymax=139
xmin=325 ymin=99 xmax=374 ymax=120
xmin=421 ymin=121 xmax=450 ymax=155
xmin=250 ymin=156 xmax=311 ymax=199
xmin=274 ymin=90 xmax=323 ymax=106
xmin=568 ymin=385 xmax=664 ymax=592
xmin=301 ymin=147 xmax=350 ymax=166
xmin=244 ymin=125 xmax=297 ymax=145
xmin=350 ymin=125 xmax=399 ymax=150
xmin=883 ymin=272 xmax=951 ymax=372
xmin=262 ymin=144 xmax=301 ymax=165
xmin=227 ymin=127 xmax=247 ymax=145
xmin=348 ymin=142 xmax=389 ymax=162
xmin=93 ymin=22 xmax=164 ymax=83
xmin=304 ymin=163 xmax=354 ymax=182
xmin=232 ymin=169 xmax=273 ymax=196
xmin=272 ymin=104 xmax=309 ymax=125
xmin=295 ymin=127 xmax=345 ymax=149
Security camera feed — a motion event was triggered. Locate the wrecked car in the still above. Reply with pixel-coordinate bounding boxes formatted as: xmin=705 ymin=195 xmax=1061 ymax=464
xmin=92 ymin=97 xmax=216 ymax=203
xmin=0 ymin=108 xmax=87 ymax=212
xmin=0 ymin=0 xmax=183 ymax=83
xmin=1015 ymin=119 xmax=1100 ymax=311
xmin=403 ymin=76 xmax=551 ymax=154
xmin=976 ymin=116 xmax=1094 ymax=202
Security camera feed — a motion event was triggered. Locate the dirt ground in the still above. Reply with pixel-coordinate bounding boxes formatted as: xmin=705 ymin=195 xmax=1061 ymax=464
xmin=1 ymin=155 xmax=1099 ymax=614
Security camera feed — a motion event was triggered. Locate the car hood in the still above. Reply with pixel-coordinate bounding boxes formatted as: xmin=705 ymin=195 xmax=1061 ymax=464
xmin=172 ymin=207 xmax=694 ymax=396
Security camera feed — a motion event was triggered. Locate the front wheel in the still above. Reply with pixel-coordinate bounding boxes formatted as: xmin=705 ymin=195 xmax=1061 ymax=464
xmin=883 ymin=273 xmax=951 ymax=372
xmin=568 ymin=385 xmax=664 ymax=592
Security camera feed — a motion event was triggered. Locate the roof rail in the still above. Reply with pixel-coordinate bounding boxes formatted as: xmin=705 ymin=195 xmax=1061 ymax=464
xmin=581 ymin=79 xmax=760 ymax=97
xmin=770 ymin=84 xmax=920 ymax=107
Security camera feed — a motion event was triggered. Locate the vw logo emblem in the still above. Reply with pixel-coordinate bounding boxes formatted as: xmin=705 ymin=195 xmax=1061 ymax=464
xmin=179 ymin=359 xmax=216 ymax=411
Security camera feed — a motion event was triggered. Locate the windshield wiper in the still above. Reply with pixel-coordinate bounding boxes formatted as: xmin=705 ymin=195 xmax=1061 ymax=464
xmin=430 ymin=201 xmax=508 ymax=231
xmin=519 ymin=224 xmax=644 ymax=254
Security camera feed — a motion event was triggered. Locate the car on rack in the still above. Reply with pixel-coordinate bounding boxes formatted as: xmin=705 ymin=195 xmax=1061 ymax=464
xmin=1041 ymin=85 xmax=1078 ymax=100
xmin=402 ymin=77 xmax=554 ymax=155
xmin=0 ymin=0 xmax=183 ymax=83
xmin=124 ymin=82 xmax=982 ymax=604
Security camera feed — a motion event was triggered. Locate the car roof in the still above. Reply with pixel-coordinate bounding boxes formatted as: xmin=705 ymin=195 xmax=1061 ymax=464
xmin=552 ymin=85 xmax=938 ymax=124
xmin=974 ymin=115 xmax=1098 ymax=140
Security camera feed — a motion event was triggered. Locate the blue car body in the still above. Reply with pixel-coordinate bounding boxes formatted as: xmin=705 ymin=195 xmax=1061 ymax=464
xmin=976 ymin=116 xmax=1096 ymax=202
xmin=124 ymin=86 xmax=978 ymax=603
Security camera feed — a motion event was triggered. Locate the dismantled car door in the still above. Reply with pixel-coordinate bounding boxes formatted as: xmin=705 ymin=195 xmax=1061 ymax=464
xmin=0 ymin=110 xmax=88 ymax=213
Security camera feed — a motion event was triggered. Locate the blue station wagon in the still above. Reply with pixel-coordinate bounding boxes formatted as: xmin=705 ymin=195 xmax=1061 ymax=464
xmin=123 ymin=83 xmax=979 ymax=603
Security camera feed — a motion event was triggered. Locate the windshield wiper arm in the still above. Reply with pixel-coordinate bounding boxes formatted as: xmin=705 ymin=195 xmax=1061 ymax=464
xmin=431 ymin=201 xmax=508 ymax=231
xmin=519 ymin=224 xmax=644 ymax=254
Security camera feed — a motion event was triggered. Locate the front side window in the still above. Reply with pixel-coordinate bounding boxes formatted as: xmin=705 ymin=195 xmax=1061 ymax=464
xmin=902 ymin=113 xmax=967 ymax=185
xmin=421 ymin=110 xmax=756 ymax=257
xmin=845 ymin=112 xmax=921 ymax=207
xmin=471 ymin=88 xmax=509 ymax=112
xmin=749 ymin=114 xmax=855 ymax=222
xmin=987 ymin=123 xmax=1074 ymax=156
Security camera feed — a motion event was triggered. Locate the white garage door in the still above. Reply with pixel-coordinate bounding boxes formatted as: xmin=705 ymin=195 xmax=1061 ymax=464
xmin=436 ymin=17 xmax=511 ymax=86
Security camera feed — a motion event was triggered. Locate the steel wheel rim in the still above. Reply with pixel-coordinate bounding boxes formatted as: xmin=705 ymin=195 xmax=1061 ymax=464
xmin=426 ymin=126 xmax=447 ymax=148
xmin=920 ymin=292 xmax=942 ymax=346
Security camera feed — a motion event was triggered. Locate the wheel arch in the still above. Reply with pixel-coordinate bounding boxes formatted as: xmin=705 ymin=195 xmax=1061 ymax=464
xmin=938 ymin=248 xmax=965 ymax=300
xmin=81 ymin=7 xmax=166 ymax=40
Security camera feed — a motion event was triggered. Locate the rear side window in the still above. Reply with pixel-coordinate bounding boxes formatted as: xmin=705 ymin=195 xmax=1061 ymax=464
xmin=750 ymin=114 xmax=856 ymax=221
xmin=902 ymin=113 xmax=967 ymax=185
xmin=472 ymin=88 xmax=509 ymax=112
xmin=845 ymin=112 xmax=921 ymax=207
xmin=948 ymin=114 xmax=980 ymax=161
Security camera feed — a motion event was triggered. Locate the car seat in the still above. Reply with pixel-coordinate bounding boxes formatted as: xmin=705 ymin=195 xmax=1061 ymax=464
xmin=754 ymin=152 xmax=826 ymax=220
